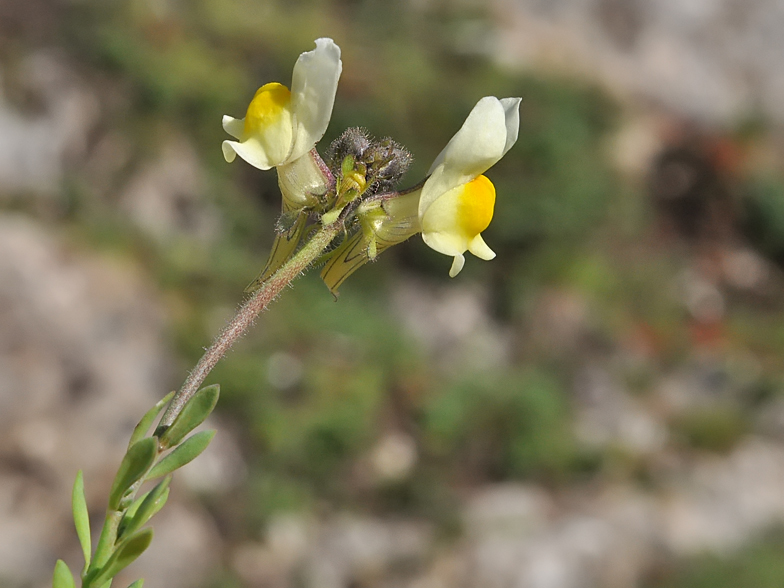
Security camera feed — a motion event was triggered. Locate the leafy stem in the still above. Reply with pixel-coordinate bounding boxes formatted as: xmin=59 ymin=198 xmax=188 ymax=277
xmin=54 ymin=223 xmax=342 ymax=588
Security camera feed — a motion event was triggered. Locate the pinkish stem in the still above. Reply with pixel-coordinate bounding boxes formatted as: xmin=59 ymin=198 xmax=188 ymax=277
xmin=158 ymin=223 xmax=340 ymax=429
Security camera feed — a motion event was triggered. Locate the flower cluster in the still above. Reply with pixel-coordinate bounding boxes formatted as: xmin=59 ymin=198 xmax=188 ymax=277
xmin=223 ymin=38 xmax=520 ymax=293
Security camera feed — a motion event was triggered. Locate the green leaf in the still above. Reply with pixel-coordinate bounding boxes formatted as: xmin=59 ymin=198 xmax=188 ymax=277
xmin=159 ymin=385 xmax=219 ymax=449
xmin=126 ymin=580 xmax=144 ymax=588
xmin=52 ymin=560 xmax=75 ymax=588
xmin=149 ymin=430 xmax=215 ymax=478
xmin=117 ymin=488 xmax=150 ymax=539
xmin=90 ymin=528 xmax=153 ymax=587
xmin=144 ymin=487 xmax=169 ymax=522
xmin=72 ymin=470 xmax=91 ymax=570
xmin=108 ymin=438 xmax=158 ymax=511
xmin=123 ymin=489 xmax=150 ymax=521
xmin=119 ymin=476 xmax=172 ymax=539
xmin=129 ymin=392 xmax=175 ymax=447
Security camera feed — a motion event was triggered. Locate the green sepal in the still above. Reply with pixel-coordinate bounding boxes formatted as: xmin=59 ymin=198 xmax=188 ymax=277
xmin=320 ymin=231 xmax=370 ymax=295
xmin=275 ymin=209 xmax=305 ymax=236
xmin=129 ymin=392 xmax=175 ymax=448
xmin=108 ymin=437 xmax=158 ymax=511
xmin=320 ymin=190 xmax=420 ymax=295
xmin=321 ymin=206 xmax=345 ymax=226
xmin=89 ymin=528 xmax=153 ymax=588
xmin=149 ymin=430 xmax=215 ymax=479
xmin=72 ymin=470 xmax=91 ymax=570
xmin=245 ymin=213 xmax=307 ymax=293
xmin=126 ymin=580 xmax=144 ymax=588
xmin=341 ymin=154 xmax=355 ymax=177
xmin=118 ymin=476 xmax=172 ymax=539
xmin=311 ymin=231 xmax=347 ymax=269
xmin=52 ymin=560 xmax=76 ymax=588
xmin=159 ymin=385 xmax=219 ymax=449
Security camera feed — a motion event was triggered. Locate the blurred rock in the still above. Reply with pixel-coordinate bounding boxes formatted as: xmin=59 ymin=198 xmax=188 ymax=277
xmin=233 ymin=514 xmax=316 ymax=588
xmin=528 ymin=289 xmax=591 ymax=356
xmin=757 ymin=397 xmax=784 ymax=440
xmin=609 ymin=113 xmax=666 ymax=177
xmin=720 ymin=246 xmax=771 ymax=291
xmin=574 ymin=365 xmax=667 ymax=454
xmin=678 ymin=268 xmax=725 ymax=323
xmin=495 ymin=0 xmax=784 ymax=124
xmin=657 ymin=357 xmax=744 ymax=414
xmin=267 ymin=351 xmax=305 ymax=390
xmin=461 ymin=484 xmax=646 ymax=588
xmin=392 ymin=278 xmax=512 ymax=371
xmin=661 ymin=438 xmax=784 ymax=555
xmin=120 ymin=138 xmax=222 ymax=243
xmin=0 ymin=214 xmax=219 ymax=587
xmin=369 ymin=432 xmax=418 ymax=483
xmin=234 ymin=541 xmax=291 ymax=588
xmin=451 ymin=439 xmax=784 ymax=588
xmin=464 ymin=484 xmax=552 ymax=540
xmin=178 ymin=420 xmax=247 ymax=494
xmin=223 ymin=471 xmax=784 ymax=588
xmin=118 ymin=501 xmax=220 ymax=588
xmin=0 ymin=52 xmax=98 ymax=196
xmin=233 ymin=514 xmax=434 ymax=588
xmin=303 ymin=515 xmax=433 ymax=588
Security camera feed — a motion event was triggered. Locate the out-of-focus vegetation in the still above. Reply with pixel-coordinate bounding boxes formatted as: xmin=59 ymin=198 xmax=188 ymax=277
xmin=650 ymin=529 xmax=784 ymax=588
xmin=6 ymin=0 xmax=784 ymax=584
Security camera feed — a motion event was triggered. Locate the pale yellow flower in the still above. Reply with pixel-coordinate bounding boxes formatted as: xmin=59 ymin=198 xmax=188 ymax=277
xmin=222 ymin=38 xmax=342 ymax=175
xmin=225 ymin=39 xmax=342 ymax=292
xmin=419 ymin=96 xmax=521 ymax=277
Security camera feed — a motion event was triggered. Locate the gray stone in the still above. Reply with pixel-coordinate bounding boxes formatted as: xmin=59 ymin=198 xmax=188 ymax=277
xmin=494 ymin=0 xmax=784 ymax=125
xmin=0 ymin=215 xmax=220 ymax=587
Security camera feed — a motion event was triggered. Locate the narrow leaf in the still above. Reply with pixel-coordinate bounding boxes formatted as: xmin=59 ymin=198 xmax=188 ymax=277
xmin=108 ymin=438 xmax=158 ymax=510
xmin=159 ymin=385 xmax=219 ymax=449
xmin=120 ymin=476 xmax=172 ymax=538
xmin=72 ymin=470 xmax=91 ymax=570
xmin=149 ymin=430 xmax=215 ymax=478
xmin=129 ymin=392 xmax=175 ymax=447
xmin=127 ymin=580 xmax=144 ymax=588
xmin=123 ymin=489 xmax=150 ymax=521
xmin=145 ymin=487 xmax=170 ymax=521
xmin=90 ymin=528 xmax=153 ymax=587
xmin=117 ymin=488 xmax=151 ymax=539
xmin=52 ymin=560 xmax=75 ymax=588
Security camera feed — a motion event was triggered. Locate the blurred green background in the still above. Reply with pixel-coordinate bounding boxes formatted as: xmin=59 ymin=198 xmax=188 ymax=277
xmin=3 ymin=0 xmax=784 ymax=587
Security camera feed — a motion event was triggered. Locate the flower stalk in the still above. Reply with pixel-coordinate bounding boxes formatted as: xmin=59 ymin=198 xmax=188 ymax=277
xmin=157 ymin=222 xmax=341 ymax=430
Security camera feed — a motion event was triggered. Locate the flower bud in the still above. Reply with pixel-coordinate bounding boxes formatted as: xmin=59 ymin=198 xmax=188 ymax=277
xmin=365 ymin=138 xmax=412 ymax=193
xmin=327 ymin=129 xmax=412 ymax=197
xmin=327 ymin=128 xmax=372 ymax=171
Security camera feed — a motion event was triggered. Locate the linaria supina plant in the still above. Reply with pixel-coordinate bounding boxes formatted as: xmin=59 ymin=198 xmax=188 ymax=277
xmin=52 ymin=37 xmax=520 ymax=588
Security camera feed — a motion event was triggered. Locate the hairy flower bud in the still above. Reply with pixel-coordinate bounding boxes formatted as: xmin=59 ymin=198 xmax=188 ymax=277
xmin=327 ymin=128 xmax=412 ymax=197
xmin=326 ymin=128 xmax=372 ymax=170
xmin=365 ymin=138 xmax=412 ymax=193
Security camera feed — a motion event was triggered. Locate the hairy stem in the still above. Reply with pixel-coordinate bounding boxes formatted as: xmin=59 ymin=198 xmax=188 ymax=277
xmin=158 ymin=223 xmax=340 ymax=429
